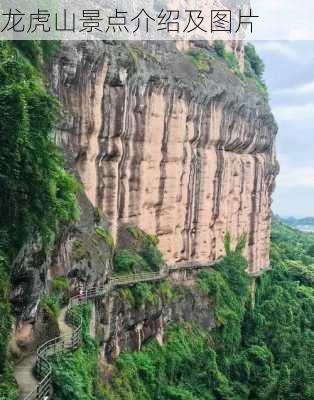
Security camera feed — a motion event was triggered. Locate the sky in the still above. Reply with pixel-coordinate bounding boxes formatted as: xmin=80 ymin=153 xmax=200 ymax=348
xmin=254 ymin=41 xmax=314 ymax=218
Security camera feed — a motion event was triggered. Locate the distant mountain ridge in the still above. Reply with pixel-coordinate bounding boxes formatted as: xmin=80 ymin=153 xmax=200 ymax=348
xmin=277 ymin=215 xmax=314 ymax=232
xmin=279 ymin=216 xmax=314 ymax=226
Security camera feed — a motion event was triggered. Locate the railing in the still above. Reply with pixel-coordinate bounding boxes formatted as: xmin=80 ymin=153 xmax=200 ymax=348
xmin=22 ymin=261 xmax=219 ymax=400
xmin=24 ymin=314 xmax=83 ymax=400
xmin=110 ymin=271 xmax=168 ymax=287
xmin=22 ymin=271 xmax=167 ymax=400
xmin=167 ymin=258 xmax=223 ymax=271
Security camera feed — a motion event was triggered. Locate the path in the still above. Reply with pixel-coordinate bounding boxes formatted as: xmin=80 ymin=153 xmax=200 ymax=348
xmin=14 ymin=307 xmax=73 ymax=400
xmin=17 ymin=261 xmax=224 ymax=400
xmin=14 ymin=354 xmax=38 ymax=399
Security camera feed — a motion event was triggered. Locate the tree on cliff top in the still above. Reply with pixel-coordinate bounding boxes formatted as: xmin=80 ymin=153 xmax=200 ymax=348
xmin=245 ymin=43 xmax=265 ymax=79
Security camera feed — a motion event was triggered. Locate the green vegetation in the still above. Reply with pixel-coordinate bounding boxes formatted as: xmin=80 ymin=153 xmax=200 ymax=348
xmin=14 ymin=40 xmax=60 ymax=70
xmin=114 ymin=227 xmax=164 ymax=275
xmin=52 ymin=276 xmax=69 ymax=293
xmin=0 ymin=254 xmax=18 ymax=400
xmin=114 ymin=249 xmax=149 ymax=274
xmin=35 ymin=222 xmax=314 ymax=400
xmin=244 ymin=43 xmax=268 ymax=98
xmin=94 ymin=207 xmax=103 ymax=224
xmin=130 ymin=283 xmax=160 ymax=308
xmin=114 ymin=226 xmax=167 ymax=307
xmin=41 ymin=294 xmax=61 ymax=323
xmin=185 ymin=48 xmax=212 ymax=74
xmin=0 ymin=41 xmax=78 ymax=254
xmin=96 ymin=227 xmax=115 ymax=250
xmin=244 ymin=43 xmax=265 ymax=79
xmin=213 ymin=40 xmax=241 ymax=76
xmin=127 ymin=225 xmax=145 ymax=241
xmin=0 ymin=255 xmax=11 ymax=374
xmin=213 ymin=40 xmax=225 ymax=58
xmin=120 ymin=279 xmax=177 ymax=310
xmin=50 ymin=303 xmax=99 ymax=400
xmin=101 ymin=223 xmax=314 ymax=399
xmin=51 ymin=276 xmax=70 ymax=304
xmin=139 ymin=234 xmax=163 ymax=270
xmin=212 ymin=41 xmax=268 ymax=98
xmin=0 ymin=39 xmax=310 ymax=400
xmin=0 ymin=41 xmax=77 ymax=399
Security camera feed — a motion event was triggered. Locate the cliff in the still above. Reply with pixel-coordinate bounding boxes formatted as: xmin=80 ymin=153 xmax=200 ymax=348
xmin=52 ymin=40 xmax=278 ymax=274
xmin=5 ymin=39 xmax=280 ymax=399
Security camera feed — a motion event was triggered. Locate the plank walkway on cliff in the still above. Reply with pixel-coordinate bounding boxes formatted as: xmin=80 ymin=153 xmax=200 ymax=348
xmin=16 ymin=258 xmax=266 ymax=400
xmin=16 ymin=270 xmax=171 ymax=400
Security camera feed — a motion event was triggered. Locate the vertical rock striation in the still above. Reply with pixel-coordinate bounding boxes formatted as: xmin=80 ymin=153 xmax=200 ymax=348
xmin=52 ymin=41 xmax=278 ymax=274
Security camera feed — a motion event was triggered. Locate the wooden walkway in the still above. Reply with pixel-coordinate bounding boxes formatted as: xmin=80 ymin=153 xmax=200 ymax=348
xmin=19 ymin=270 xmax=170 ymax=400
xmin=18 ymin=258 xmax=226 ymax=400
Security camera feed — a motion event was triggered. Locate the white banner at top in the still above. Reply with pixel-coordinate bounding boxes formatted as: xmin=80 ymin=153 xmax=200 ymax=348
xmin=0 ymin=0 xmax=313 ymax=41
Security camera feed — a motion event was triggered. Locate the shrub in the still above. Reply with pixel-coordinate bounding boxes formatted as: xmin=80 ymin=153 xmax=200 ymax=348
xmin=127 ymin=225 xmax=145 ymax=241
xmin=159 ymin=281 xmax=176 ymax=303
xmin=306 ymin=243 xmax=314 ymax=257
xmin=224 ymin=50 xmax=239 ymax=71
xmin=114 ymin=227 xmax=164 ymax=273
xmin=139 ymin=238 xmax=164 ymax=271
xmin=244 ymin=43 xmax=268 ymax=98
xmin=0 ymin=254 xmax=11 ymax=374
xmin=0 ymin=41 xmax=75 ymax=400
xmin=52 ymin=276 xmax=69 ymax=293
xmin=50 ymin=303 xmax=98 ymax=400
xmin=66 ymin=303 xmax=91 ymax=338
xmin=131 ymin=283 xmax=159 ymax=308
xmin=0 ymin=366 xmax=19 ymax=400
xmin=244 ymin=43 xmax=265 ymax=79
xmin=213 ymin=40 xmax=225 ymax=57
xmin=0 ymin=42 xmax=79 ymax=253
xmin=94 ymin=207 xmax=102 ymax=224
xmin=52 ymin=276 xmax=70 ymax=304
xmin=213 ymin=41 xmax=240 ymax=74
xmin=41 ymin=294 xmax=61 ymax=322
xmin=95 ymin=227 xmax=115 ymax=250
xmin=14 ymin=40 xmax=59 ymax=69
xmin=185 ymin=48 xmax=211 ymax=74
xmin=113 ymin=249 xmax=148 ymax=274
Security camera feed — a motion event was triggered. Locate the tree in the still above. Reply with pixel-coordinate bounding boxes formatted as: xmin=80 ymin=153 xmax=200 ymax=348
xmin=245 ymin=43 xmax=265 ymax=78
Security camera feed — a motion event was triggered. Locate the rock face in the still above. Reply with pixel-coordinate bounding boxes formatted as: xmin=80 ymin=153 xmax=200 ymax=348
xmin=93 ymin=272 xmax=215 ymax=362
xmin=52 ymin=40 xmax=278 ymax=274
xmin=10 ymin=186 xmax=113 ymax=357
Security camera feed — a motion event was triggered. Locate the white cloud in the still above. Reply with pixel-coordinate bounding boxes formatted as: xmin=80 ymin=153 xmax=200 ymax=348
xmin=288 ymin=27 xmax=314 ymax=41
xmin=251 ymin=0 xmax=314 ymax=40
xmin=272 ymin=102 xmax=314 ymax=121
xmin=276 ymin=153 xmax=314 ymax=189
xmin=254 ymin=42 xmax=300 ymax=61
xmin=277 ymin=166 xmax=314 ymax=188
xmin=275 ymin=81 xmax=314 ymax=96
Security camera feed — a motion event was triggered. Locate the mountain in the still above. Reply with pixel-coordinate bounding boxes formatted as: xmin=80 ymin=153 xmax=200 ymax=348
xmin=52 ymin=40 xmax=278 ymax=275
xmin=0 ymin=36 xmax=283 ymax=400
xmin=279 ymin=215 xmax=314 ymax=232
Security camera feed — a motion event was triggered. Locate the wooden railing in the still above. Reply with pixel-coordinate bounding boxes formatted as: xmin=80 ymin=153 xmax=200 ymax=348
xmin=23 ymin=271 xmax=167 ymax=400
xmin=167 ymin=258 xmax=223 ymax=272
xmin=22 ymin=260 xmax=221 ymax=400
xmin=21 ymin=256 xmax=271 ymax=399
